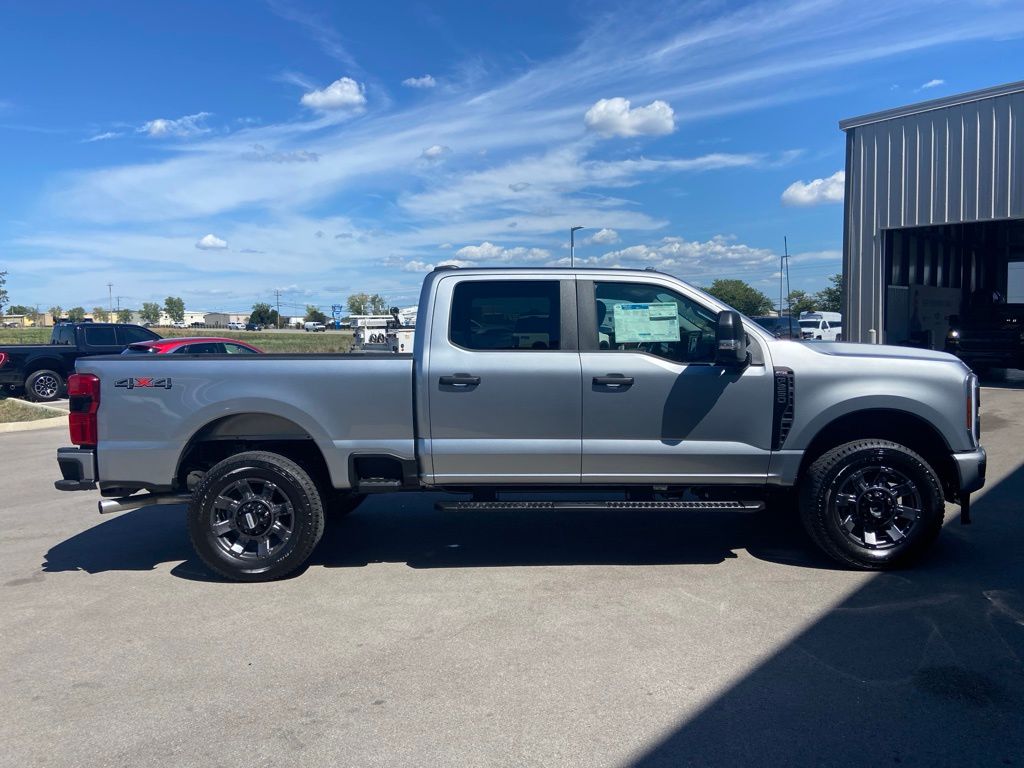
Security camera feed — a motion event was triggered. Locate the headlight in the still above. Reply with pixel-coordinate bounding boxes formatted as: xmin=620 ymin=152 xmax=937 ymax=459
xmin=947 ymin=329 xmax=960 ymax=339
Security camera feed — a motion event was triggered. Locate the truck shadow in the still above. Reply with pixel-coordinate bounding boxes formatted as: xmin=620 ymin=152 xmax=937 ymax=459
xmin=313 ymin=498 xmax=836 ymax=572
xmin=626 ymin=460 xmax=1024 ymax=767
xmin=41 ymin=496 xmax=837 ymax=578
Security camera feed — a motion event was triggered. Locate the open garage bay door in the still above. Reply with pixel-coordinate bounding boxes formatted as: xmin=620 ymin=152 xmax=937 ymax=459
xmin=883 ymin=219 xmax=1024 ymax=361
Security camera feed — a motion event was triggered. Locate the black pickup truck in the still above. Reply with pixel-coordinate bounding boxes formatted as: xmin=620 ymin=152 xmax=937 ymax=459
xmin=0 ymin=323 xmax=159 ymax=401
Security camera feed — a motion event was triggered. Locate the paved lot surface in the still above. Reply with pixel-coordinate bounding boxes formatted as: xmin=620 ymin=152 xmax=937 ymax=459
xmin=2 ymin=387 xmax=1022 ymax=768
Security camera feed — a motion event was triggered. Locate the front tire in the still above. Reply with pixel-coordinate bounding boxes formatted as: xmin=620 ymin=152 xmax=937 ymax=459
xmin=188 ymin=451 xmax=325 ymax=582
xmin=799 ymin=440 xmax=944 ymax=570
xmin=25 ymin=369 xmax=65 ymax=402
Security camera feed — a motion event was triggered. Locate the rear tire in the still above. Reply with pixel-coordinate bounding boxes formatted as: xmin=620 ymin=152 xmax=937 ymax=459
xmin=799 ymin=440 xmax=944 ymax=570
xmin=25 ymin=369 xmax=65 ymax=402
xmin=188 ymin=451 xmax=325 ymax=582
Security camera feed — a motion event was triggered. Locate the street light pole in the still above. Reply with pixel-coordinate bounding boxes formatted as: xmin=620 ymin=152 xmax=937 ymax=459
xmin=570 ymin=226 xmax=585 ymax=268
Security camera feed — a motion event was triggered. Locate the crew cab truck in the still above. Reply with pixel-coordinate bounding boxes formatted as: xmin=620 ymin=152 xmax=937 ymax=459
xmin=0 ymin=322 xmax=159 ymax=401
xmin=54 ymin=268 xmax=986 ymax=581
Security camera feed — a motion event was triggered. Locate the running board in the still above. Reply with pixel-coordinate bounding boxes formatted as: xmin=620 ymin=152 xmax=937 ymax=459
xmin=435 ymin=500 xmax=765 ymax=512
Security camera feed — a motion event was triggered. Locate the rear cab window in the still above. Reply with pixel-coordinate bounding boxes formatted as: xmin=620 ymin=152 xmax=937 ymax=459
xmin=83 ymin=326 xmax=117 ymax=347
xmin=449 ymin=280 xmax=562 ymax=351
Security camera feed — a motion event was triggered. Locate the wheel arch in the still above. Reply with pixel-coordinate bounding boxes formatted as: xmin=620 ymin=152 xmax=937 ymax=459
xmin=25 ymin=356 xmax=69 ymax=377
xmin=175 ymin=412 xmax=334 ymax=492
xmin=798 ymin=408 xmax=959 ymax=501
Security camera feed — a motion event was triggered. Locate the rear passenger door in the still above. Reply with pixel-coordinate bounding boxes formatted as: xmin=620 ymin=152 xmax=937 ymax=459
xmin=426 ymin=276 xmax=581 ymax=484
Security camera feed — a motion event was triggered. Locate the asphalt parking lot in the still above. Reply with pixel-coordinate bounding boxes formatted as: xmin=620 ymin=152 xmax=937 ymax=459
xmin=2 ymin=386 xmax=1023 ymax=768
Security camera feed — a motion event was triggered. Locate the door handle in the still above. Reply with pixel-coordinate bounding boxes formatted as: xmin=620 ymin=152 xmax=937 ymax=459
xmin=440 ymin=373 xmax=481 ymax=387
xmin=593 ymin=375 xmax=634 ymax=387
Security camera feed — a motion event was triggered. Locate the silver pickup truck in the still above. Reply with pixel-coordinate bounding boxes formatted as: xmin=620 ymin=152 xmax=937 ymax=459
xmin=54 ymin=267 xmax=986 ymax=581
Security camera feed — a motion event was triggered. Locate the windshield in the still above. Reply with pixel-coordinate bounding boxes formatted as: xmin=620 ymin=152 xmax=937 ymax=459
xmin=122 ymin=345 xmax=158 ymax=355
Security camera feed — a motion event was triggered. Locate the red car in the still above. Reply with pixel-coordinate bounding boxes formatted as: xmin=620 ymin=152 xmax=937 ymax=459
xmin=122 ymin=337 xmax=264 ymax=355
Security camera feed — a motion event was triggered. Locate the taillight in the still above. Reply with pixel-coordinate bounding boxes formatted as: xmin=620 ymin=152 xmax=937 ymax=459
xmin=0 ymin=352 xmax=8 ymax=368
xmin=68 ymin=373 xmax=100 ymax=447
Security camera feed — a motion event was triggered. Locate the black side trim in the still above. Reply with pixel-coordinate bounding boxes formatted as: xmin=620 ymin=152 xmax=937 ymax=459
xmin=772 ymin=367 xmax=795 ymax=450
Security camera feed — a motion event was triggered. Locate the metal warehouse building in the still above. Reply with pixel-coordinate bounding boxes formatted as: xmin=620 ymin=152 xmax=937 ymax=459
xmin=840 ymin=80 xmax=1024 ymax=347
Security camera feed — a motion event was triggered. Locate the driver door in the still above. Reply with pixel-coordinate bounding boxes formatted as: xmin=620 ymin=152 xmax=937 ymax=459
xmin=578 ymin=278 xmax=774 ymax=485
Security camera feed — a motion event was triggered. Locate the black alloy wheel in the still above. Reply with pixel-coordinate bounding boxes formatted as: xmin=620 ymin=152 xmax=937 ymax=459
xmin=799 ymin=440 xmax=944 ymax=570
xmin=188 ymin=451 xmax=325 ymax=581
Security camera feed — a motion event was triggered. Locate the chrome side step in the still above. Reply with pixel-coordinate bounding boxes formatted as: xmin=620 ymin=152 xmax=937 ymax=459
xmin=98 ymin=492 xmax=192 ymax=515
xmin=434 ymin=500 xmax=765 ymax=512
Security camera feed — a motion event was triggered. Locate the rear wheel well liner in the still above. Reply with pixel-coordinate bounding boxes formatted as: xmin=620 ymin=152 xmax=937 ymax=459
xmin=175 ymin=413 xmax=332 ymax=492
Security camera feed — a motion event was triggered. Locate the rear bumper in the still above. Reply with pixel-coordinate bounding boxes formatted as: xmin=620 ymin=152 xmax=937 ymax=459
xmin=54 ymin=447 xmax=97 ymax=491
xmin=952 ymin=447 xmax=987 ymax=494
xmin=0 ymin=371 xmax=25 ymax=386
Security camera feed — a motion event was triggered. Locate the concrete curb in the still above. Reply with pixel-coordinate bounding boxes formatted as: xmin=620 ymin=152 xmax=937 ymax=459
xmin=0 ymin=415 xmax=67 ymax=434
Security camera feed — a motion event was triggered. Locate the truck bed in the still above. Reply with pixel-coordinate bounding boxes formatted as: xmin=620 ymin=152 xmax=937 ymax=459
xmin=76 ymin=353 xmax=415 ymax=490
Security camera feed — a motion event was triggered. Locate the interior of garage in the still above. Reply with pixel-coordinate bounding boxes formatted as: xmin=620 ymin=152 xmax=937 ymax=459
xmin=882 ymin=218 xmax=1024 ymax=350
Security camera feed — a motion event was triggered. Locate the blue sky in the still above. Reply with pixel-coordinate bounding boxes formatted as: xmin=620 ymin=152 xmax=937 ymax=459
xmin=2 ymin=0 xmax=1024 ymax=315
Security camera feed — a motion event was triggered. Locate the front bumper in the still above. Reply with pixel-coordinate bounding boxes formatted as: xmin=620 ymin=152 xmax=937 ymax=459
xmin=55 ymin=447 xmax=97 ymax=491
xmin=952 ymin=447 xmax=987 ymax=494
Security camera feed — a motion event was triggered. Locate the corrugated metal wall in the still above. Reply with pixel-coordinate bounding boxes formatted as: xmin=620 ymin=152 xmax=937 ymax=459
xmin=842 ymin=88 xmax=1024 ymax=342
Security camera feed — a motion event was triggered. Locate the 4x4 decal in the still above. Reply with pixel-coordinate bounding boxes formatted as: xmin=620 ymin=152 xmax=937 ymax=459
xmin=114 ymin=377 xmax=173 ymax=390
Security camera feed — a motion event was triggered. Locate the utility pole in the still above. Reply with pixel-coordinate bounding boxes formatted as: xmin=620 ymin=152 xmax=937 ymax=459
xmin=570 ymin=226 xmax=585 ymax=268
xmin=274 ymin=289 xmax=282 ymax=329
xmin=107 ymin=283 xmax=114 ymax=314
xmin=784 ymin=236 xmax=792 ymax=319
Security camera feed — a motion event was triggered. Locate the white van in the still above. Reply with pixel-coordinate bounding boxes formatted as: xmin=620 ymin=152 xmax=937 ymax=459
xmin=798 ymin=311 xmax=842 ymax=341
xmin=304 ymin=321 xmax=327 ymax=332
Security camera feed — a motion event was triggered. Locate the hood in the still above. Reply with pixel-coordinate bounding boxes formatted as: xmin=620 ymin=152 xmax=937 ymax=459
xmin=800 ymin=341 xmax=962 ymax=365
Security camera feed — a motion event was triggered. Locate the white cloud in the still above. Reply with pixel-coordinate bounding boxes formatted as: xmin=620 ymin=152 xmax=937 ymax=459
xmin=420 ymin=144 xmax=451 ymax=160
xmin=584 ymin=97 xmax=676 ymax=138
xmin=403 ymin=258 xmax=474 ymax=272
xmin=455 ymin=241 xmax=552 ymax=265
xmin=781 ymin=170 xmax=845 ymax=206
xmin=402 ymin=75 xmax=437 ymax=89
xmin=921 ymin=78 xmax=945 ymax=89
xmin=300 ymin=77 xmax=366 ymax=111
xmin=581 ymin=235 xmax=776 ymax=280
xmin=85 ymin=131 xmax=122 ymax=142
xmin=140 ymin=112 xmax=211 ymax=138
xmin=195 ymin=233 xmax=228 ymax=250
xmin=590 ymin=228 xmax=620 ymax=245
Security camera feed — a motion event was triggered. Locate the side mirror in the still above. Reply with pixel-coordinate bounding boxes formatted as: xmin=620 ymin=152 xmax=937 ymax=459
xmin=715 ymin=310 xmax=748 ymax=366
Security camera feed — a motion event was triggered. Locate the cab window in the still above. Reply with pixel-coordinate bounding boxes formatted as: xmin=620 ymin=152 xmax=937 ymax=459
xmin=83 ymin=326 xmax=117 ymax=346
xmin=450 ymin=280 xmax=561 ymax=351
xmin=592 ymin=282 xmax=718 ymax=364
xmin=225 ymin=343 xmax=257 ymax=355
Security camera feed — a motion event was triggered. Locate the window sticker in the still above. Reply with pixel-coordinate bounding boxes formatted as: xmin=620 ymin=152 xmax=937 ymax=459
xmin=612 ymin=302 xmax=680 ymax=342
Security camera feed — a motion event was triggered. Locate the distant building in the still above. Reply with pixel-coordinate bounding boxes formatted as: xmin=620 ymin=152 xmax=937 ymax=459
xmin=204 ymin=312 xmax=250 ymax=328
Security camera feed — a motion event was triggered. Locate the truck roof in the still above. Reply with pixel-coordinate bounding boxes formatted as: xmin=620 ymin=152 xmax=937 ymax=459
xmin=430 ymin=265 xmax=674 ymax=279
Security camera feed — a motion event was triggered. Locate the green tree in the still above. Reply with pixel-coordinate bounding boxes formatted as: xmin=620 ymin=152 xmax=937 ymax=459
xmin=140 ymin=302 xmax=162 ymax=324
xmin=249 ymin=302 xmax=279 ymax=327
xmin=164 ymin=296 xmax=185 ymax=323
xmin=49 ymin=306 xmax=63 ymax=324
xmin=347 ymin=292 xmax=387 ymax=315
xmin=116 ymin=307 xmax=134 ymax=324
xmin=67 ymin=306 xmax=87 ymax=322
xmin=92 ymin=306 xmax=110 ymax=322
xmin=8 ymin=304 xmax=30 ymax=315
xmin=0 ymin=270 xmax=8 ymax=317
xmin=787 ymin=289 xmax=817 ymax=316
xmin=704 ymin=279 xmax=774 ymax=316
xmin=304 ymin=304 xmax=327 ymax=324
xmin=814 ymin=273 xmax=843 ymax=313
xmin=0 ymin=270 xmax=8 ymax=319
